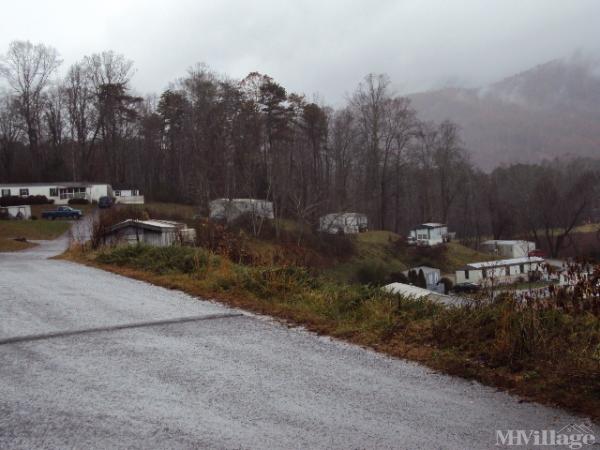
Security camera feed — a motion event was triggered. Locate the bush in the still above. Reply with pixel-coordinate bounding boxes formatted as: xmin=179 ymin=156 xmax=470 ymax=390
xmin=355 ymin=262 xmax=390 ymax=286
xmin=96 ymin=244 xmax=214 ymax=275
xmin=0 ymin=195 xmax=53 ymax=206
xmin=439 ymin=277 xmax=453 ymax=294
xmin=388 ymin=271 xmax=408 ymax=284
xmin=228 ymin=212 xmax=277 ymax=239
xmin=417 ymin=269 xmax=427 ymax=288
xmin=68 ymin=198 xmax=90 ymax=205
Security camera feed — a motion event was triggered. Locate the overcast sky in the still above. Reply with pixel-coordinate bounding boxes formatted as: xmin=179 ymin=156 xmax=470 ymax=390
xmin=1 ymin=0 xmax=599 ymax=104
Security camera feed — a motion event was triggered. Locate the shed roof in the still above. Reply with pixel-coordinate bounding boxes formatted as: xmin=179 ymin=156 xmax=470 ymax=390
xmin=108 ymin=219 xmax=182 ymax=233
xmin=482 ymin=240 xmax=534 ymax=246
xmin=416 ymin=222 xmax=446 ymax=229
xmin=0 ymin=181 xmax=110 ymax=187
xmin=321 ymin=212 xmax=367 ymax=219
xmin=210 ymin=198 xmax=272 ymax=205
xmin=463 ymin=256 xmax=545 ymax=270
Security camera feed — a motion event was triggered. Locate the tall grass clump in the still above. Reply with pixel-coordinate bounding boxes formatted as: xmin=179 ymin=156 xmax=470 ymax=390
xmin=96 ymin=244 xmax=218 ymax=275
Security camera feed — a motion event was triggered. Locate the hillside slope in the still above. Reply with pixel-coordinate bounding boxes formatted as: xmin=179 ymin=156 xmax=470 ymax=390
xmin=409 ymin=55 xmax=600 ymax=170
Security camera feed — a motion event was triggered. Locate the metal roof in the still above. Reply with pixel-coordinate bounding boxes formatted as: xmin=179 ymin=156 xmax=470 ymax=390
xmin=416 ymin=223 xmax=446 ymax=229
xmin=108 ymin=219 xmax=183 ymax=233
xmin=463 ymin=256 xmax=545 ymax=270
xmin=382 ymin=282 xmax=434 ymax=299
xmin=321 ymin=212 xmax=367 ymax=219
xmin=482 ymin=240 xmax=534 ymax=246
xmin=0 ymin=182 xmax=110 ymax=187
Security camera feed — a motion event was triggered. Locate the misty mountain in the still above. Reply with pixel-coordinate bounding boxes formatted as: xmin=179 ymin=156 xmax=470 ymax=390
xmin=409 ymin=55 xmax=600 ymax=170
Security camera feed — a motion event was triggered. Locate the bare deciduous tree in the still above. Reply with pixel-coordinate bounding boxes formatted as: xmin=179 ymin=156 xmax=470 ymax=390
xmin=0 ymin=40 xmax=62 ymax=173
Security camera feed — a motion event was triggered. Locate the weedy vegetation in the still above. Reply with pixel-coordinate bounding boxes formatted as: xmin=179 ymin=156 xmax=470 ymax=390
xmin=65 ymin=211 xmax=600 ymax=419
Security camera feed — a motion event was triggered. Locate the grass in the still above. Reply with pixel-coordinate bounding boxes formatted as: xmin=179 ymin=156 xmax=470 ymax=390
xmin=0 ymin=219 xmax=70 ymax=251
xmin=143 ymin=202 xmax=197 ymax=221
xmin=323 ymin=231 xmax=496 ymax=284
xmin=65 ymin=242 xmax=600 ymax=420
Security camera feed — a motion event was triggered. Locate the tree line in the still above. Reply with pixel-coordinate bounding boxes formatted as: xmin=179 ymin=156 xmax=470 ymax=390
xmin=0 ymin=40 xmax=598 ymax=254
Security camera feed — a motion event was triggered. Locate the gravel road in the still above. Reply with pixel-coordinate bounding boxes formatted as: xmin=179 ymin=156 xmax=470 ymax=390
xmin=0 ymin=236 xmax=596 ymax=449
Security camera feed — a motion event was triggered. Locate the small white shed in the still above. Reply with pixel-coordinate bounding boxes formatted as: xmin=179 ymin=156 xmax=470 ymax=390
xmin=114 ymin=189 xmax=145 ymax=205
xmin=319 ymin=213 xmax=368 ymax=234
xmin=103 ymin=219 xmax=196 ymax=247
xmin=0 ymin=205 xmax=32 ymax=220
xmin=408 ymin=223 xmax=450 ymax=246
xmin=455 ymin=256 xmax=545 ymax=286
xmin=481 ymin=240 xmax=536 ymax=258
xmin=402 ymin=266 xmax=441 ymax=291
xmin=209 ymin=198 xmax=274 ymax=223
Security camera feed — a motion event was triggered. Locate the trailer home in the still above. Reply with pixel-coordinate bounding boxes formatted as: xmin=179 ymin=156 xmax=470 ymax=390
xmin=319 ymin=212 xmax=368 ymax=234
xmin=408 ymin=223 xmax=451 ymax=246
xmin=0 ymin=182 xmax=112 ymax=205
xmin=209 ymin=198 xmax=274 ymax=223
xmin=455 ymin=256 xmax=545 ymax=286
xmin=481 ymin=240 xmax=536 ymax=258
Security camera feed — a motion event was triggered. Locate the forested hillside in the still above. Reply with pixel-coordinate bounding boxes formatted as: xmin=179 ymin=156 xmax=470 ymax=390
xmin=1 ymin=41 xmax=599 ymax=251
xmin=410 ymin=55 xmax=600 ymax=169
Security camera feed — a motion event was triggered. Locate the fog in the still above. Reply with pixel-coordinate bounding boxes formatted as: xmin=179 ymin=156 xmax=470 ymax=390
xmin=1 ymin=0 xmax=599 ymax=102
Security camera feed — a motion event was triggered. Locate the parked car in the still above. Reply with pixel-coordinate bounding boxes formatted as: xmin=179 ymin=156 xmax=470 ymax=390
xmin=41 ymin=206 xmax=83 ymax=220
xmin=98 ymin=196 xmax=114 ymax=209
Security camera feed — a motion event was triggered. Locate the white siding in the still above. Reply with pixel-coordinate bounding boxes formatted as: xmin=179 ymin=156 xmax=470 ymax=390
xmin=105 ymin=226 xmax=178 ymax=247
xmin=319 ymin=213 xmax=368 ymax=234
xmin=0 ymin=205 xmax=32 ymax=219
xmin=0 ymin=184 xmax=112 ymax=204
xmin=455 ymin=260 xmax=544 ymax=285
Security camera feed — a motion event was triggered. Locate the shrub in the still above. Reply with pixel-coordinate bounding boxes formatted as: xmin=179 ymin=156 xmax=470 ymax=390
xmin=388 ymin=271 xmax=408 ymax=284
xmin=68 ymin=198 xmax=90 ymax=205
xmin=417 ymin=269 xmax=427 ymax=288
xmin=355 ymin=262 xmax=390 ymax=286
xmin=0 ymin=195 xmax=53 ymax=206
xmin=439 ymin=277 xmax=453 ymax=294
xmin=228 ymin=212 xmax=277 ymax=239
xmin=96 ymin=244 xmax=214 ymax=275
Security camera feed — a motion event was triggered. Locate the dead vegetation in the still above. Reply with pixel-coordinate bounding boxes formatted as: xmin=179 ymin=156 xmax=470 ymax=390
xmin=65 ymin=227 xmax=600 ymax=419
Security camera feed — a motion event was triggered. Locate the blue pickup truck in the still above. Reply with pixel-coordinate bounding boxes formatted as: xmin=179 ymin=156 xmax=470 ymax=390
xmin=42 ymin=206 xmax=83 ymax=220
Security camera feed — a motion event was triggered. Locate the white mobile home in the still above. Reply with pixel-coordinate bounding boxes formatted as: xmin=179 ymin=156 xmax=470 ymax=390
xmin=481 ymin=240 xmax=536 ymax=258
xmin=0 ymin=205 xmax=32 ymax=220
xmin=408 ymin=223 xmax=450 ymax=246
xmin=0 ymin=182 xmax=112 ymax=205
xmin=103 ymin=219 xmax=196 ymax=247
xmin=319 ymin=212 xmax=368 ymax=234
xmin=114 ymin=189 xmax=145 ymax=205
xmin=455 ymin=256 xmax=545 ymax=286
xmin=209 ymin=198 xmax=274 ymax=223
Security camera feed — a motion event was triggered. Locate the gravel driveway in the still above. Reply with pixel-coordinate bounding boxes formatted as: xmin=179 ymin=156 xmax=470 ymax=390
xmin=0 ymin=236 xmax=596 ymax=449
